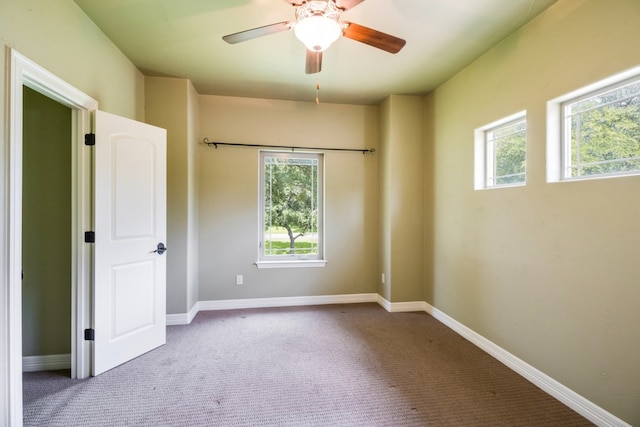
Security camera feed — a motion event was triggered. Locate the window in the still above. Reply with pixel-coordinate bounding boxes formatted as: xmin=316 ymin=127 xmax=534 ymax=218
xmin=257 ymin=151 xmax=325 ymax=268
xmin=474 ymin=112 xmax=527 ymax=190
xmin=547 ymin=66 xmax=640 ymax=182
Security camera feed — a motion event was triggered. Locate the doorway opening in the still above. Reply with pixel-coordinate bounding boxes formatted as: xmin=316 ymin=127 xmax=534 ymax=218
xmin=7 ymin=49 xmax=98 ymax=425
xmin=21 ymin=86 xmax=73 ymax=375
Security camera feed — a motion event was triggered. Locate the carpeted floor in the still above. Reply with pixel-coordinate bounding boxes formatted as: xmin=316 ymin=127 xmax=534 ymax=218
xmin=23 ymin=303 xmax=593 ymax=426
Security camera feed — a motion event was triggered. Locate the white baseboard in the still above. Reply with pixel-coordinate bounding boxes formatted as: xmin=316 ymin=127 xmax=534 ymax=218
xmin=198 ymin=293 xmax=379 ymax=312
xmin=376 ymin=296 xmax=427 ymax=313
xmin=167 ymin=302 xmax=200 ymax=326
xmin=22 ymin=353 xmax=71 ymax=372
xmin=164 ymin=294 xmax=628 ymax=426
xmin=423 ymin=302 xmax=629 ymax=427
xmin=167 ymin=294 xmax=380 ymax=325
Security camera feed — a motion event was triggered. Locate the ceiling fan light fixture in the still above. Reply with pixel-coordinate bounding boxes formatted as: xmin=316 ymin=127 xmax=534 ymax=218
xmin=222 ymin=0 xmax=407 ymax=75
xmin=294 ymin=16 xmax=342 ymax=52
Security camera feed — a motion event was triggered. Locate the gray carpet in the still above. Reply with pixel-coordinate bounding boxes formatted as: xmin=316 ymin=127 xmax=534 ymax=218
xmin=23 ymin=303 xmax=593 ymax=426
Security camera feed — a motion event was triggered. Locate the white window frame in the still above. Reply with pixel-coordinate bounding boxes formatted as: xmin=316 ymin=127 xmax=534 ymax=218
xmin=547 ymin=65 xmax=640 ymax=182
xmin=474 ymin=111 xmax=527 ymax=190
xmin=256 ymin=150 xmax=326 ymax=269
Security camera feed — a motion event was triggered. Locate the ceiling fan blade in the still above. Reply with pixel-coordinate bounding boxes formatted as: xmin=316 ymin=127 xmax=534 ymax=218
xmin=335 ymin=0 xmax=366 ymax=11
xmin=342 ymin=22 xmax=406 ymax=54
xmin=222 ymin=22 xmax=292 ymax=44
xmin=305 ymin=50 xmax=323 ymax=74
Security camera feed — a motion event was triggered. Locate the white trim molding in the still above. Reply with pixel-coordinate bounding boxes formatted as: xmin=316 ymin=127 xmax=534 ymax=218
xmin=4 ymin=48 xmax=98 ymax=427
xmin=423 ymin=302 xmax=630 ymax=427
xmin=199 ymin=293 xmax=378 ymax=313
xmin=167 ymin=293 xmax=380 ymax=325
xmin=376 ymin=296 xmax=427 ymax=313
xmin=166 ymin=303 xmax=200 ymax=326
xmin=22 ymin=354 xmax=71 ymax=373
xmin=255 ymin=260 xmax=327 ymax=269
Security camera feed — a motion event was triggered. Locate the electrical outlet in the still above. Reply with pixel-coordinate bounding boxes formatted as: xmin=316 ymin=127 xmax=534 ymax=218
xmin=381 ymin=273 xmax=385 ymax=284
xmin=236 ymin=275 xmax=243 ymax=285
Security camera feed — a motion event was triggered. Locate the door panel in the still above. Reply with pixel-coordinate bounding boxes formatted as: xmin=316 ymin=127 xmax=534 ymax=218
xmin=111 ymin=261 xmax=155 ymax=338
xmin=112 ymin=136 xmax=156 ymax=238
xmin=93 ymin=110 xmax=167 ymax=376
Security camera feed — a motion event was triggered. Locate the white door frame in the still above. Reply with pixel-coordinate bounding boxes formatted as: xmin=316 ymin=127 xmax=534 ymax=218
xmin=4 ymin=48 xmax=97 ymax=425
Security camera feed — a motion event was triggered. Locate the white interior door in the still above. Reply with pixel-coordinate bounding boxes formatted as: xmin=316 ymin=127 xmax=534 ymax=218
xmin=93 ymin=110 xmax=167 ymax=376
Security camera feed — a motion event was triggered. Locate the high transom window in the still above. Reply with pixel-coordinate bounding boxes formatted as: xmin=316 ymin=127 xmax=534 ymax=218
xmin=561 ymin=78 xmax=640 ymax=179
xmin=475 ymin=112 xmax=527 ymax=190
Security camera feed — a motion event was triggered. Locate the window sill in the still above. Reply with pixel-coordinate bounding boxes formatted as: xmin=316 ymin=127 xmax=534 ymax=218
xmin=477 ymin=182 xmax=526 ymax=191
xmin=255 ymin=260 xmax=327 ymax=269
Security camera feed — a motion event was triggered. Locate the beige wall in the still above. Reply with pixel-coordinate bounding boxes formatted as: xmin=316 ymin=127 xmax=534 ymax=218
xmin=425 ymin=0 xmax=640 ymax=423
xmin=379 ymin=95 xmax=425 ymax=302
xmin=0 ymin=0 xmax=145 ymax=122
xmin=145 ymin=77 xmax=200 ymax=315
xmin=21 ymin=87 xmax=72 ymax=356
xmin=198 ymin=95 xmax=379 ymax=300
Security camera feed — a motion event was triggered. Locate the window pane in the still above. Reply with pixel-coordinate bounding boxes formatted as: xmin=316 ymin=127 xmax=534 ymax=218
xmin=486 ymin=118 xmax=527 ymax=186
xmin=262 ymin=153 xmax=321 ymax=259
xmin=565 ymin=80 xmax=640 ymax=178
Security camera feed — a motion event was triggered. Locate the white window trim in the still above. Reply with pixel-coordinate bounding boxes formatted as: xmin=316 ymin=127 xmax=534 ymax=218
xmin=547 ymin=65 xmax=640 ymax=183
xmin=255 ymin=259 xmax=327 ymax=269
xmin=474 ymin=110 xmax=527 ymax=190
xmin=257 ymin=150 xmax=326 ymax=268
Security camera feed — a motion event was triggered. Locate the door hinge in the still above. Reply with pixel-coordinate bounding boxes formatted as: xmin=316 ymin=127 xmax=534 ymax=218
xmin=84 ymin=328 xmax=95 ymax=341
xmin=84 ymin=231 xmax=95 ymax=243
xmin=84 ymin=133 xmax=95 ymax=146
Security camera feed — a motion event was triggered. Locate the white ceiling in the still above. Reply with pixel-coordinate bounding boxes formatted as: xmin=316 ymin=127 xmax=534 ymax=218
xmin=73 ymin=0 xmax=558 ymax=105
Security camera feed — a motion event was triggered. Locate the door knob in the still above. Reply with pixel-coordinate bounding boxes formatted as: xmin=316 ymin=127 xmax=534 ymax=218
xmin=153 ymin=242 xmax=167 ymax=255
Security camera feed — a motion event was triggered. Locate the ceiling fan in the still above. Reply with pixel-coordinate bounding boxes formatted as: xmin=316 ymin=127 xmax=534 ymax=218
xmin=222 ymin=0 xmax=406 ymax=74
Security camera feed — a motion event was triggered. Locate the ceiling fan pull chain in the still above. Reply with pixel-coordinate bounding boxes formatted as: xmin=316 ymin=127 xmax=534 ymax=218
xmin=316 ymin=80 xmax=320 ymax=104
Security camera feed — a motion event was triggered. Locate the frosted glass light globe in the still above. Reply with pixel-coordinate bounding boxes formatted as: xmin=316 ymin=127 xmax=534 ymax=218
xmin=294 ymin=16 xmax=342 ymax=52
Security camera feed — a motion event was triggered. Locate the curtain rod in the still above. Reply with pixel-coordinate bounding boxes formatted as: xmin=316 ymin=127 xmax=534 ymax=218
xmin=203 ymin=138 xmax=375 ymax=154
